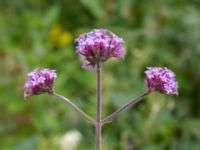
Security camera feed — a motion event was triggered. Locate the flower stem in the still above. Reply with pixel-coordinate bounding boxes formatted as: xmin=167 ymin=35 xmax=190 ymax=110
xmin=50 ymin=92 xmax=96 ymax=125
xmin=102 ymin=91 xmax=150 ymax=125
xmin=96 ymin=62 xmax=102 ymax=150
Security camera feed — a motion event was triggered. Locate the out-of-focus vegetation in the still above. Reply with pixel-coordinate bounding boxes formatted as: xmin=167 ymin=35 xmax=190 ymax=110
xmin=0 ymin=0 xmax=200 ymax=149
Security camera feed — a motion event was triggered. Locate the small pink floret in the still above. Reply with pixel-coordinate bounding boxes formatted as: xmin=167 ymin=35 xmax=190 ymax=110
xmin=75 ymin=29 xmax=126 ymax=69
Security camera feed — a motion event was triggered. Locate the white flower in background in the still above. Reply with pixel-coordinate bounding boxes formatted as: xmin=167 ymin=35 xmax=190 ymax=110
xmin=57 ymin=130 xmax=82 ymax=150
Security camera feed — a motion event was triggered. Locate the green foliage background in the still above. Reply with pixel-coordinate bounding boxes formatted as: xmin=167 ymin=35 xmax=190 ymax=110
xmin=0 ymin=0 xmax=200 ymax=149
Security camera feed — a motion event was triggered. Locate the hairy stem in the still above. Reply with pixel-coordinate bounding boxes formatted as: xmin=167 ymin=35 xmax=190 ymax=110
xmin=102 ymin=91 xmax=150 ymax=125
xmin=50 ymin=92 xmax=96 ymax=125
xmin=96 ymin=62 xmax=102 ymax=150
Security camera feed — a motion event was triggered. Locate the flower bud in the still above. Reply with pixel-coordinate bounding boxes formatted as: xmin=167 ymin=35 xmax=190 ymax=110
xmin=24 ymin=68 xmax=57 ymax=98
xmin=145 ymin=67 xmax=178 ymax=95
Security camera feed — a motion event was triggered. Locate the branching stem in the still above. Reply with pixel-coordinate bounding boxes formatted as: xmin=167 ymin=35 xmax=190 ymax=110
xmin=102 ymin=91 xmax=150 ymax=125
xmin=50 ymin=92 xmax=96 ymax=125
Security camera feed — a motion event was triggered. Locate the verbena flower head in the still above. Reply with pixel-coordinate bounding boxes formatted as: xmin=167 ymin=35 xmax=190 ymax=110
xmin=24 ymin=68 xmax=57 ymax=98
xmin=145 ymin=67 xmax=178 ymax=95
xmin=75 ymin=29 xmax=126 ymax=69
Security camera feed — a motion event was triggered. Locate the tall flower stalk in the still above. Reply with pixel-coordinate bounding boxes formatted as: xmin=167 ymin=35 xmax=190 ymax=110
xmin=96 ymin=62 xmax=102 ymax=150
xmin=24 ymin=29 xmax=178 ymax=150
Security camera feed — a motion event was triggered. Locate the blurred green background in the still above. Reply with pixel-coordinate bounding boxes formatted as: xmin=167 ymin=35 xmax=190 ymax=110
xmin=0 ymin=0 xmax=200 ymax=149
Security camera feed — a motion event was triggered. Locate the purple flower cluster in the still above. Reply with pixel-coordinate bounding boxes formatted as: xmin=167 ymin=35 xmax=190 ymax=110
xmin=145 ymin=67 xmax=178 ymax=95
xmin=23 ymin=28 xmax=179 ymax=101
xmin=24 ymin=68 xmax=57 ymax=98
xmin=75 ymin=29 xmax=126 ymax=69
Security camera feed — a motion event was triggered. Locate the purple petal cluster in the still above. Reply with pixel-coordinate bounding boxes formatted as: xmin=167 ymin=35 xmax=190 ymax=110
xmin=24 ymin=68 xmax=57 ymax=98
xmin=75 ymin=29 xmax=126 ymax=69
xmin=145 ymin=67 xmax=178 ymax=95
